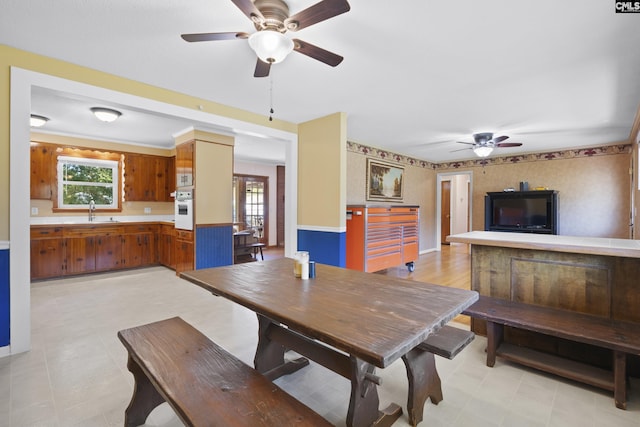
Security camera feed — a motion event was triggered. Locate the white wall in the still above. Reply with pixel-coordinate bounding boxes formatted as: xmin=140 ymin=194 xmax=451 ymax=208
xmin=234 ymin=160 xmax=278 ymax=247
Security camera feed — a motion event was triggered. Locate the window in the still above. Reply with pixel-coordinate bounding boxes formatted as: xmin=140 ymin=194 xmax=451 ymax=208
xmin=57 ymin=156 xmax=119 ymax=209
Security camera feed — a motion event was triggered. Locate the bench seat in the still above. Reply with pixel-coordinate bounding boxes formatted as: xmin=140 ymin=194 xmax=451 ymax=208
xmin=118 ymin=316 xmax=332 ymax=427
xmin=463 ymin=296 xmax=640 ymax=409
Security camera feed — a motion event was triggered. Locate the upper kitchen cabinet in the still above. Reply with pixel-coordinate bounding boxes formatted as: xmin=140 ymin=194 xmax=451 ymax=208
xmin=30 ymin=143 xmax=55 ymax=199
xmin=124 ymin=153 xmax=175 ymax=202
xmin=175 ymin=141 xmax=194 ymax=188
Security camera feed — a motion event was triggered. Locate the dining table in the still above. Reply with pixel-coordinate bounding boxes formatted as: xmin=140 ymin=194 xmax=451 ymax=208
xmin=181 ymin=258 xmax=478 ymax=427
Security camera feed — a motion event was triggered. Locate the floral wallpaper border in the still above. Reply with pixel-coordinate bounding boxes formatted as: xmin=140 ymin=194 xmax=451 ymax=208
xmin=347 ymin=141 xmax=632 ymax=170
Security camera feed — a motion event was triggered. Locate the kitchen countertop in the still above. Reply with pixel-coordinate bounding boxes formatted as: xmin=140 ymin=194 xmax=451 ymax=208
xmin=447 ymin=231 xmax=640 ymax=259
xmin=30 ymin=215 xmax=175 ymax=226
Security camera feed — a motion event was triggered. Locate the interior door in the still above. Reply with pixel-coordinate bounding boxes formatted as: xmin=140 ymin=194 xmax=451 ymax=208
xmin=441 ymin=180 xmax=451 ymax=245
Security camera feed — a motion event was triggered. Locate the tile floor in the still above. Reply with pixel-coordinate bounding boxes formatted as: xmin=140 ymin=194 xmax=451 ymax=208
xmin=1 ymin=265 xmax=639 ymax=426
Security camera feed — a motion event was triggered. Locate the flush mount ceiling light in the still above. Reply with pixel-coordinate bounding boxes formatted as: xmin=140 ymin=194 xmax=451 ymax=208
xmin=90 ymin=107 xmax=122 ymax=123
xmin=248 ymin=30 xmax=294 ymax=64
xmin=473 ymin=145 xmax=494 ymax=158
xmin=30 ymin=114 xmax=49 ymax=127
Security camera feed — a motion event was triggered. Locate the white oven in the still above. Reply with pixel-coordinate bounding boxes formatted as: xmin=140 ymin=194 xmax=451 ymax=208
xmin=175 ymin=191 xmax=193 ymax=230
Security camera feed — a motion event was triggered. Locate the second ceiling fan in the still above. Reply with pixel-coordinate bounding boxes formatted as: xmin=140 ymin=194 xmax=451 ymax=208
xmin=454 ymin=132 xmax=523 ymax=157
xmin=181 ymin=0 xmax=350 ymax=77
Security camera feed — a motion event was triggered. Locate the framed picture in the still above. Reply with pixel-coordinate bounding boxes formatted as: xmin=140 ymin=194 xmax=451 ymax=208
xmin=366 ymin=159 xmax=404 ymax=201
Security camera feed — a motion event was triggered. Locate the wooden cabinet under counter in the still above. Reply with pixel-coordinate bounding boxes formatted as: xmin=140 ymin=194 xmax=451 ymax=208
xmin=31 ymin=223 xmax=160 ymax=280
xmin=174 ymin=229 xmax=194 ymax=274
xmin=30 ymin=226 xmax=64 ymax=280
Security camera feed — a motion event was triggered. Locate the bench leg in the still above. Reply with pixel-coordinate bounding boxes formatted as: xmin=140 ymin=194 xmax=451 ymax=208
xmin=614 ymin=351 xmax=627 ymax=410
xmin=124 ymin=355 xmax=166 ymax=427
xmin=485 ymin=321 xmax=503 ymax=368
xmin=401 ymin=348 xmax=442 ymax=427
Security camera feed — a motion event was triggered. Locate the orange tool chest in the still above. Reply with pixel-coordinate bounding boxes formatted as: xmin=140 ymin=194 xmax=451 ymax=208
xmin=346 ymin=205 xmax=419 ymax=273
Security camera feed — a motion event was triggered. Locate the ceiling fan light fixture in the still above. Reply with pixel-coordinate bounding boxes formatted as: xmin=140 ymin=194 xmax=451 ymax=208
xmin=473 ymin=145 xmax=494 ymax=158
xmin=91 ymin=107 xmax=122 ymax=123
xmin=248 ymin=30 xmax=294 ymax=64
xmin=30 ymin=114 xmax=49 ymax=127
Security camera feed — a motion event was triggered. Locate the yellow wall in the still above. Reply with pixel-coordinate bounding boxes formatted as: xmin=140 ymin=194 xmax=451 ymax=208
xmin=194 ymin=137 xmax=234 ymax=225
xmin=297 ymin=112 xmax=347 ymax=229
xmin=0 ymin=44 xmax=296 ymax=241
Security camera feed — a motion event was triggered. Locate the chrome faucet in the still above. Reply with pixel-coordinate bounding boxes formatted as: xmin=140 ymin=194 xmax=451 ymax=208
xmin=88 ymin=200 xmax=96 ymax=222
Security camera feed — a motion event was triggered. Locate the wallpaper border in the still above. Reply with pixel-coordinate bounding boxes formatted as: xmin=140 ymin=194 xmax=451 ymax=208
xmin=347 ymin=141 xmax=632 ymax=170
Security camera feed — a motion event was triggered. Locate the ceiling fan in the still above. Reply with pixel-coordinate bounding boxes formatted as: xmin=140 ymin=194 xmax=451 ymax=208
xmin=181 ymin=0 xmax=350 ymax=77
xmin=454 ymin=132 xmax=523 ymax=157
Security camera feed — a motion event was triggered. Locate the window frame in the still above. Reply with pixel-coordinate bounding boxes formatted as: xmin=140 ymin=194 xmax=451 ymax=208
xmin=56 ymin=155 xmax=121 ymax=210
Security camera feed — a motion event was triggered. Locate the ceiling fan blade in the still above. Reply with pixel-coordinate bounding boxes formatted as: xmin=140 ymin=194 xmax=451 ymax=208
xmin=456 ymin=141 xmax=474 ymax=146
xmin=451 ymin=147 xmax=472 ymax=152
xmin=492 ymin=135 xmax=509 ymax=144
xmin=181 ymin=32 xmax=249 ymax=42
xmin=496 ymin=142 xmax=523 ymax=148
xmin=285 ymin=0 xmax=351 ymax=31
xmin=231 ymin=0 xmax=265 ymax=23
xmin=293 ymin=39 xmax=343 ymax=66
xmin=254 ymin=59 xmax=271 ymax=78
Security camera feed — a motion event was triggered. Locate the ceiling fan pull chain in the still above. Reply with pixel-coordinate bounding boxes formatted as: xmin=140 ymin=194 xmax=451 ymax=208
xmin=269 ymin=74 xmax=274 ymax=121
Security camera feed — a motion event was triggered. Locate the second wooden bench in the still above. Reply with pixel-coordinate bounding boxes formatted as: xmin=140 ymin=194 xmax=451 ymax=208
xmin=463 ymin=295 xmax=640 ymax=409
xmin=118 ymin=316 xmax=332 ymax=427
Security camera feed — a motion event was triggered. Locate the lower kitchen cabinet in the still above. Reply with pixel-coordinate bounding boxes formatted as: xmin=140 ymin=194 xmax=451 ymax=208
xmin=122 ymin=224 xmax=157 ymax=269
xmin=159 ymin=224 xmax=176 ymax=269
xmin=174 ymin=229 xmax=194 ymax=274
xmin=30 ymin=233 xmax=64 ymax=280
xmin=30 ymin=223 xmax=196 ymax=280
xmin=65 ymin=236 xmax=96 ymax=275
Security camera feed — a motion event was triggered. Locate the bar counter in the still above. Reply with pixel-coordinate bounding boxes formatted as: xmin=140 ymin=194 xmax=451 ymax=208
xmin=447 ymin=230 xmax=640 ymax=373
xmin=447 ymin=231 xmax=640 ymax=259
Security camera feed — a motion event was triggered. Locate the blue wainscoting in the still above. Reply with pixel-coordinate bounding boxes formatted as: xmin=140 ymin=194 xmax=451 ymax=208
xmin=297 ymin=229 xmax=346 ymax=267
xmin=0 ymin=247 xmax=9 ymax=347
xmin=195 ymin=225 xmax=233 ymax=269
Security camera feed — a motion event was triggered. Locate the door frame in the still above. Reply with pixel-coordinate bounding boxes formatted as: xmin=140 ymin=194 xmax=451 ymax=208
xmin=436 ymin=171 xmax=473 ymax=249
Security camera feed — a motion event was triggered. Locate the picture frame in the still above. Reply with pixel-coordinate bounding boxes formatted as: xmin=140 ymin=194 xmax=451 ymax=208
xmin=366 ymin=158 xmax=404 ymax=202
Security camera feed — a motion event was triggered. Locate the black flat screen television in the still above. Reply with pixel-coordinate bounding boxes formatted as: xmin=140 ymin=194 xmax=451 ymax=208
xmin=484 ymin=190 xmax=558 ymax=234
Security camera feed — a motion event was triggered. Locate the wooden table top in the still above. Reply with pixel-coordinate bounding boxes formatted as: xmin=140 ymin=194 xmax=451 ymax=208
xmin=181 ymin=258 xmax=478 ymax=368
xmin=447 ymin=231 xmax=640 ymax=259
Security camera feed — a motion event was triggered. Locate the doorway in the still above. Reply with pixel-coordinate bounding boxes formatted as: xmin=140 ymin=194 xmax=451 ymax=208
xmin=233 ymin=174 xmax=268 ymax=244
xmin=437 ymin=172 xmax=473 ymax=248
xmin=10 ymin=68 xmax=300 ymax=355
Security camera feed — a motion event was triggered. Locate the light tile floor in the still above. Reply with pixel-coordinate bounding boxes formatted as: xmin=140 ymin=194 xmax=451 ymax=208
xmin=2 ymin=266 xmax=639 ymax=426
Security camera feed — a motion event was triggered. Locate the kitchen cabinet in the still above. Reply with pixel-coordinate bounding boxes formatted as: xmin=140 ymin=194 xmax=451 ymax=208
xmin=95 ymin=234 xmax=122 ymax=271
xmin=30 ymin=144 xmax=55 ymax=200
xmin=174 ymin=229 xmax=194 ymax=274
xmin=65 ymin=236 xmax=96 ymax=275
xmin=175 ymin=141 xmax=194 ymax=188
xmin=30 ymin=223 xmax=184 ymax=280
xmin=122 ymin=224 xmax=157 ymax=268
xmin=124 ymin=153 xmax=175 ymax=202
xmin=30 ymin=226 xmax=64 ymax=279
xmin=346 ymin=205 xmax=420 ymax=273
xmin=159 ymin=224 xmax=176 ymax=269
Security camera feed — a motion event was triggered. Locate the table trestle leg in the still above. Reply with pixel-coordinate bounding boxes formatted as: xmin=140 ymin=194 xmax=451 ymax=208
xmin=401 ymin=348 xmax=442 ymax=426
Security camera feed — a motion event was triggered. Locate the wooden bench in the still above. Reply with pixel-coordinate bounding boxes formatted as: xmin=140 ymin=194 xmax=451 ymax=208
xmin=117 ymin=317 xmax=332 ymax=427
xmin=463 ymin=295 xmax=640 ymax=409
xmin=402 ymin=325 xmax=475 ymax=426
